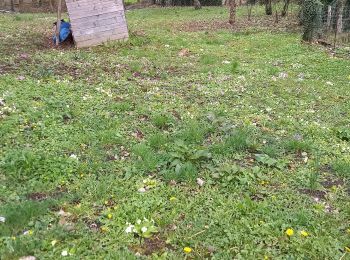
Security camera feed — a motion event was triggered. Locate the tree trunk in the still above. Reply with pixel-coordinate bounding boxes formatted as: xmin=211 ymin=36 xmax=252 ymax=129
xmin=281 ymin=0 xmax=290 ymax=16
xmin=265 ymin=0 xmax=272 ymax=15
xmin=247 ymin=4 xmax=253 ymax=20
xmin=10 ymin=0 xmax=15 ymax=11
xmin=228 ymin=0 xmax=236 ymax=25
xmin=49 ymin=0 xmax=55 ymax=12
xmin=337 ymin=0 xmax=345 ymax=33
xmin=18 ymin=0 xmax=24 ymax=12
xmin=326 ymin=5 xmax=332 ymax=30
xmin=194 ymin=0 xmax=201 ymax=9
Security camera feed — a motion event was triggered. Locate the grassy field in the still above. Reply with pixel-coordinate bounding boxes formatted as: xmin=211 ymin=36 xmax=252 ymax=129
xmin=1 ymin=6 xmax=350 ymax=259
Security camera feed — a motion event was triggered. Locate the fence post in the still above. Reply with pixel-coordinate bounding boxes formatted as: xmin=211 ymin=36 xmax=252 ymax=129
xmin=55 ymin=0 xmax=62 ymax=46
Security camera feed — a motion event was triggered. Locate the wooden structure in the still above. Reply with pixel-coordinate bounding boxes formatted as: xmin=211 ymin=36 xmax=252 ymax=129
xmin=63 ymin=0 xmax=129 ymax=48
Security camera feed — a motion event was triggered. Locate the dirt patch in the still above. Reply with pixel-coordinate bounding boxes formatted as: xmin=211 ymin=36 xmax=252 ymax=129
xmin=299 ymin=188 xmax=326 ymax=200
xmin=27 ymin=187 xmax=66 ymax=201
xmin=321 ymin=177 xmax=344 ymax=189
xmin=176 ymin=15 xmax=300 ymax=33
xmin=129 ymin=235 xmax=170 ymax=256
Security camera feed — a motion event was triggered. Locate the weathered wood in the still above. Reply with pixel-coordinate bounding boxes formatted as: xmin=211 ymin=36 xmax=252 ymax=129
xmin=56 ymin=0 xmax=62 ymax=46
xmin=77 ymin=32 xmax=128 ymax=48
xmin=66 ymin=0 xmax=129 ymax=48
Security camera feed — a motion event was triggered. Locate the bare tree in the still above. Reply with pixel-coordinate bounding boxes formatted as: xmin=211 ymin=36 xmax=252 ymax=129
xmin=194 ymin=0 xmax=202 ymax=9
xmin=229 ymin=0 xmax=236 ymax=25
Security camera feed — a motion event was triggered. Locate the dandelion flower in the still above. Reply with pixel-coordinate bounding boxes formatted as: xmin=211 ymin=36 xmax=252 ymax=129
xmin=51 ymin=240 xmax=58 ymax=246
xmin=285 ymin=228 xmax=294 ymax=237
xmin=184 ymin=247 xmax=192 ymax=254
xmin=101 ymin=226 xmax=109 ymax=232
xmin=300 ymin=230 xmax=309 ymax=237
xmin=141 ymin=227 xmax=148 ymax=233
xmin=170 ymin=197 xmax=177 ymax=202
xmin=107 ymin=213 xmax=113 ymax=219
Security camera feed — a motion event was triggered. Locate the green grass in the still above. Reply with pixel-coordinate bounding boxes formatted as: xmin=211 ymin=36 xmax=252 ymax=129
xmin=0 ymin=6 xmax=350 ymax=259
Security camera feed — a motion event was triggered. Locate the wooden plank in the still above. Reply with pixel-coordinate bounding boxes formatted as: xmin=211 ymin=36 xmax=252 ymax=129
xmin=66 ymin=0 xmax=129 ymax=48
xmin=71 ymin=14 xmax=126 ymax=33
xmin=72 ymin=15 xmax=121 ymax=30
xmin=69 ymin=11 xmax=123 ymax=25
xmin=67 ymin=1 xmax=121 ymax=14
xmin=73 ymin=22 xmax=127 ymax=37
xmin=68 ymin=5 xmax=124 ymax=20
xmin=70 ymin=11 xmax=126 ymax=33
xmin=66 ymin=0 xmax=114 ymax=8
xmin=77 ymin=32 xmax=128 ymax=48
xmin=74 ymin=27 xmax=128 ymax=42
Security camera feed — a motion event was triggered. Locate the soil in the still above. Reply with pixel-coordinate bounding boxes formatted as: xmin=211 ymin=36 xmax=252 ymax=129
xmin=176 ymin=15 xmax=300 ymax=33
xmin=298 ymin=188 xmax=327 ymax=200
xmin=129 ymin=235 xmax=170 ymax=255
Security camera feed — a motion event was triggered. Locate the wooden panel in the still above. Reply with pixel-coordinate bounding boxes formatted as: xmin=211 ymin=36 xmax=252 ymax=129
xmin=74 ymin=27 xmax=128 ymax=42
xmin=77 ymin=33 xmax=128 ymax=48
xmin=66 ymin=0 xmax=128 ymax=48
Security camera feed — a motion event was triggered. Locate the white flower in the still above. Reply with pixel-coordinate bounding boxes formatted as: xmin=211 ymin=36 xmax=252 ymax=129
xmin=61 ymin=250 xmax=68 ymax=256
xmin=222 ymin=60 xmax=231 ymax=64
xmin=165 ymin=44 xmax=170 ymax=48
xmin=196 ymin=178 xmax=205 ymax=187
xmin=125 ymin=224 xmax=134 ymax=233
xmin=69 ymin=154 xmax=78 ymax=160
xmin=138 ymin=187 xmax=146 ymax=193
xmin=136 ymin=219 xmax=141 ymax=224
xmin=0 ymin=216 xmax=5 ymax=223
xmin=141 ymin=226 xmax=148 ymax=233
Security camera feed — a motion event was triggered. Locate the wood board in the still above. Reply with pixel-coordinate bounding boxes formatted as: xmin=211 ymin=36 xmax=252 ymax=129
xmin=66 ymin=0 xmax=128 ymax=48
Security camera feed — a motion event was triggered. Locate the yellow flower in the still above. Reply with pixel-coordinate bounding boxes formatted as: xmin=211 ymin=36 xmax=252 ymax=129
xmin=170 ymin=197 xmax=177 ymax=202
xmin=51 ymin=240 xmax=58 ymax=246
xmin=11 ymin=236 xmax=16 ymax=240
xmin=107 ymin=213 xmax=113 ymax=219
xmin=347 ymin=229 xmax=350 ymax=234
xmin=264 ymin=256 xmax=269 ymax=260
xmin=285 ymin=228 xmax=294 ymax=236
xmin=184 ymin=247 xmax=192 ymax=253
xmin=101 ymin=226 xmax=109 ymax=232
xmin=300 ymin=230 xmax=309 ymax=237
xmin=345 ymin=247 xmax=350 ymax=252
